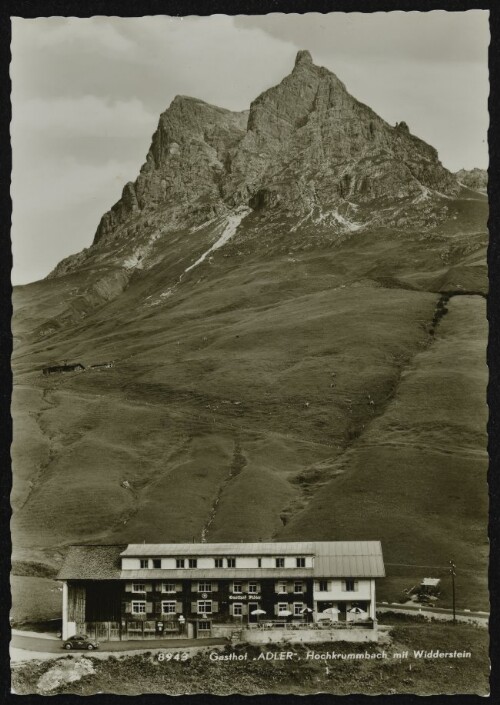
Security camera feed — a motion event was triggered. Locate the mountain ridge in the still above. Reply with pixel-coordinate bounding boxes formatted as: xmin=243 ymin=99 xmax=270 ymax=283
xmin=49 ymin=50 xmax=460 ymax=281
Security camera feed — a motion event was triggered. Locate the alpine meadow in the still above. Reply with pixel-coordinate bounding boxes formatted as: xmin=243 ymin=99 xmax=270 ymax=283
xmin=11 ymin=48 xmax=488 ymax=627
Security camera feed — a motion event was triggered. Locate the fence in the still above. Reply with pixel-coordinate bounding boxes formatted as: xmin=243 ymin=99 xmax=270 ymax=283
xmin=247 ymin=619 xmax=375 ymax=631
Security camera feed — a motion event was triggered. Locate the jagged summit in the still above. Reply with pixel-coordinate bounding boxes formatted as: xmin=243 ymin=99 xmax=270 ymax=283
xmin=52 ymin=49 xmax=461 ymax=277
xmin=294 ymin=49 xmax=313 ymax=66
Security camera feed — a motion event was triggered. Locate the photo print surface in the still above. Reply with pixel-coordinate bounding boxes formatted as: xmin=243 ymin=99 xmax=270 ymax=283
xmin=10 ymin=11 xmax=490 ymax=695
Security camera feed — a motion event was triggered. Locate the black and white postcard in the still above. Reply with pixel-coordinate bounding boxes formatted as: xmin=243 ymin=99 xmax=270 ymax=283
xmin=9 ymin=10 xmax=491 ymax=695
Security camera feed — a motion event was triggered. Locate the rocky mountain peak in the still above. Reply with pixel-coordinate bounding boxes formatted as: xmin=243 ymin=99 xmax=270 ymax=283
xmin=294 ymin=49 xmax=313 ymax=67
xmin=55 ymin=50 xmax=461 ymax=276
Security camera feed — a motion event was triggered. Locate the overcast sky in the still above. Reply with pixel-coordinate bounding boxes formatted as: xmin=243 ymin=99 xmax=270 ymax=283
xmin=11 ymin=12 xmax=489 ymax=285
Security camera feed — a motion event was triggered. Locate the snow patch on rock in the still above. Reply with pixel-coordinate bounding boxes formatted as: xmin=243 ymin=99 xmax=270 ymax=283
xmin=185 ymin=206 xmax=251 ymax=273
xmin=144 ymin=208 xmax=250 ymax=307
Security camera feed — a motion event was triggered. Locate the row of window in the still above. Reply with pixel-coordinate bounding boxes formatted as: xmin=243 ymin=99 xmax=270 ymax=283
xmin=137 ymin=557 xmax=308 ymax=569
xmin=317 ymin=580 xmax=359 ymax=592
xmin=131 ymin=581 xmax=307 ymax=594
xmin=130 ymin=579 xmax=358 ymax=594
xmin=129 ymin=600 xmax=308 ymax=616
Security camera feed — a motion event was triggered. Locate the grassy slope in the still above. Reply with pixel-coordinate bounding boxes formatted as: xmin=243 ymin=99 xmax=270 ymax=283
xmin=11 ymin=195 xmax=489 ymax=613
xmin=10 ymin=576 xmax=62 ymax=623
xmin=280 ymin=296 xmax=488 ymax=609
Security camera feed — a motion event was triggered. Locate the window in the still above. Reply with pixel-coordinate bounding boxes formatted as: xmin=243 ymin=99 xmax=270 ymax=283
xmin=197 ymin=600 xmax=212 ymax=615
xmin=233 ymin=603 xmax=243 ymax=616
xmin=277 ymin=581 xmax=287 ymax=594
xmin=140 ymin=560 xmax=149 ymax=569
xmin=318 ymin=580 xmax=328 ymax=592
xmin=232 ymin=581 xmax=242 ymax=594
xmin=153 ymin=559 xmax=161 ymax=569
xmin=257 ymin=558 xmax=262 ymax=568
xmin=214 ymin=558 xmax=223 ymax=568
xmin=294 ymin=602 xmax=305 ymax=616
xmin=275 ymin=557 xmax=285 ymax=568
xmin=227 ymin=558 xmax=236 ymax=568
xmin=176 ymin=559 xmax=185 ymax=568
xmin=198 ymin=620 xmax=211 ymax=631
xmin=277 ymin=602 xmax=288 ymax=615
xmin=296 ymin=557 xmax=306 ymax=568
xmin=131 ymin=601 xmax=146 ymax=614
xmin=132 ymin=583 xmax=145 ymax=593
xmin=188 ymin=559 xmax=198 ymax=568
xmin=161 ymin=601 xmax=176 ymax=614
xmin=294 ymin=581 xmax=303 ymax=594
xmin=344 ymin=579 xmax=358 ymax=592
xmin=248 ymin=582 xmax=258 ymax=593
xmin=198 ymin=582 xmax=212 ymax=593
xmin=162 ymin=582 xmax=176 ymax=593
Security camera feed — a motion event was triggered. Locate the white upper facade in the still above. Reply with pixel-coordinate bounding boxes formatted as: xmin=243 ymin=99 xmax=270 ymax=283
xmin=122 ymin=555 xmax=314 ymax=570
xmin=118 ymin=541 xmax=385 ymax=579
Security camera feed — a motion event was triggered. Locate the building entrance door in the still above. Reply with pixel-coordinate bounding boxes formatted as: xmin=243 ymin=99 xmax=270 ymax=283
xmin=248 ymin=602 xmax=258 ymax=623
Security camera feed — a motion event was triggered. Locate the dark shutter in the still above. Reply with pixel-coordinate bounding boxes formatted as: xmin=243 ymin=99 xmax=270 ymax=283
xmin=154 ymin=601 xmax=161 ymax=615
xmin=191 ymin=601 xmax=197 ymax=614
xmin=212 ymin=601 xmax=218 ymax=613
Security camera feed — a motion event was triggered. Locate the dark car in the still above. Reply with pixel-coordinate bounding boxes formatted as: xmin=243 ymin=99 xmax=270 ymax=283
xmin=63 ymin=634 xmax=99 ymax=651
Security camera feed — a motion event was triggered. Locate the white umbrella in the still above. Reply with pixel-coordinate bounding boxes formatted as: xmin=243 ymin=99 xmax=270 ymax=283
xmin=349 ymin=607 xmax=365 ymax=614
xmin=323 ymin=607 xmax=340 ymax=615
xmin=250 ymin=609 xmax=266 ymax=615
xmin=300 ymin=607 xmax=313 ymax=614
xmin=278 ymin=610 xmax=293 ymax=617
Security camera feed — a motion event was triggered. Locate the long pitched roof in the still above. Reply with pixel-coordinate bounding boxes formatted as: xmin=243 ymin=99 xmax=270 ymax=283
xmin=121 ymin=542 xmax=317 ymax=556
xmin=58 ymin=541 xmax=385 ymax=580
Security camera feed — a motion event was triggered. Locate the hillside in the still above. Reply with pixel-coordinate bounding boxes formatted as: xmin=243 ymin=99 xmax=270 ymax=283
xmin=11 ymin=51 xmax=489 ymax=612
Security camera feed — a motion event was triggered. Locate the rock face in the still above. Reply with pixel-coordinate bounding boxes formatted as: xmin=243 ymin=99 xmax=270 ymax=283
xmin=455 ymin=168 xmax=488 ymax=193
xmin=93 ymin=97 xmax=248 ymax=245
xmin=51 ymin=50 xmax=461 ymax=278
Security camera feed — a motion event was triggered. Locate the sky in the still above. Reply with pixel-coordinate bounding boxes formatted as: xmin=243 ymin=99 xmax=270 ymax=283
xmin=11 ymin=12 xmax=489 ymax=285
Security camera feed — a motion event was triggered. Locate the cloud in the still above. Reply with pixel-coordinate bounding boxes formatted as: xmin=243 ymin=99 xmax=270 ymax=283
xmin=12 ymin=156 xmax=142 ymax=284
xmin=14 ymin=16 xmax=135 ymax=55
xmin=11 ymin=15 xmax=296 ymax=110
xmin=234 ymin=11 xmax=489 ymax=65
xmin=12 ymin=95 xmax=157 ymax=139
xmin=10 ymin=14 xmax=489 ymax=284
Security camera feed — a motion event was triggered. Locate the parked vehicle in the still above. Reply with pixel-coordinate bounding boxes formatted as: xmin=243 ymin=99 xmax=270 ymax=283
xmin=63 ymin=634 xmax=99 ymax=650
